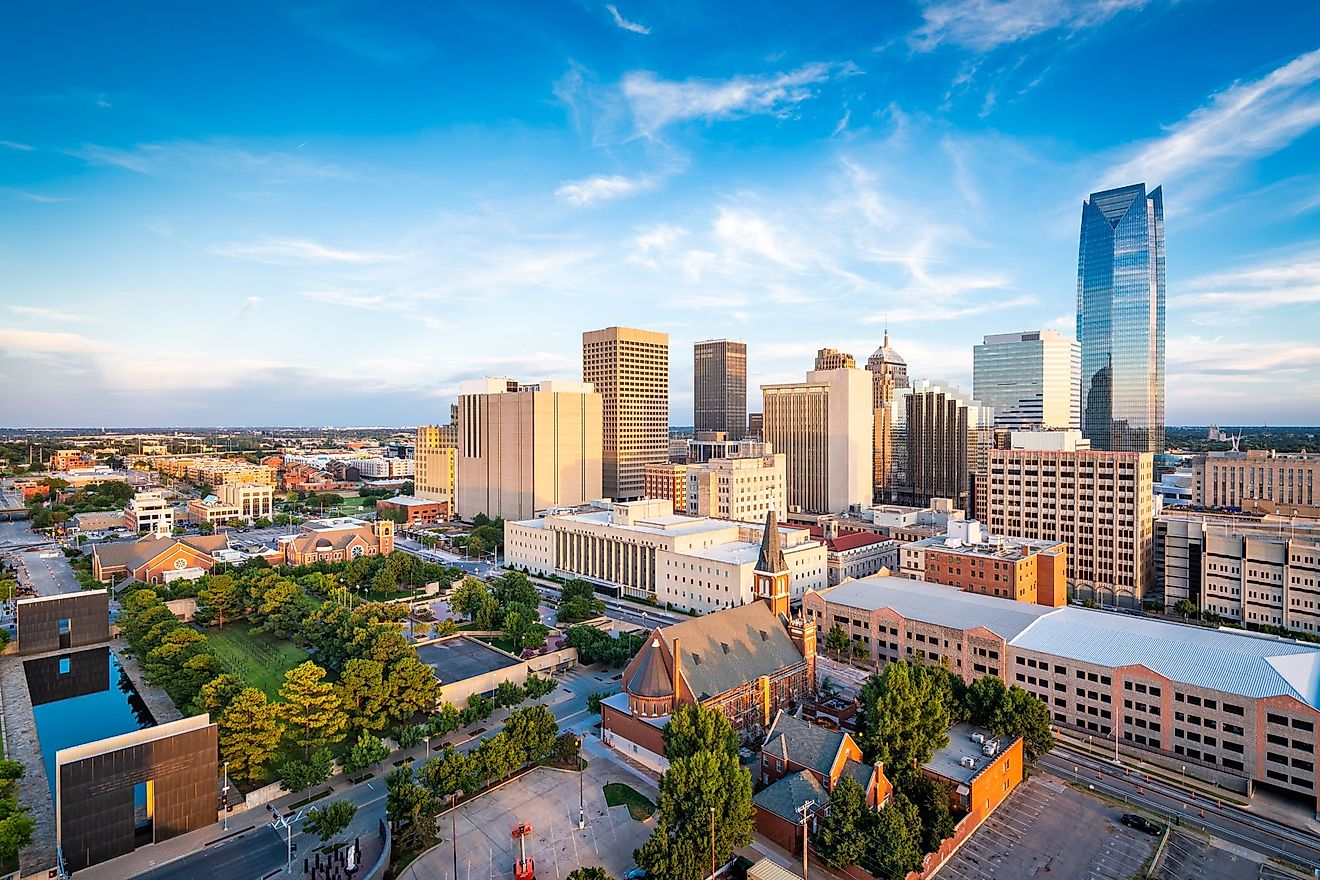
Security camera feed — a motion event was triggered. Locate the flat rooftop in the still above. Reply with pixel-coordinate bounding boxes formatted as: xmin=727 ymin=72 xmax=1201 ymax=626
xmin=813 ymin=576 xmax=1055 ymax=641
xmin=925 ymin=722 xmax=1013 ymax=788
xmin=908 ymin=534 xmax=1064 ymax=558
xmin=416 ymin=637 xmax=521 ymax=684
xmin=378 ymin=495 xmax=439 ymax=507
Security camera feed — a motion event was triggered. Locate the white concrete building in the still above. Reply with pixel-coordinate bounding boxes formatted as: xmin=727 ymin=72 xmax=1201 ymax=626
xmin=684 ymin=452 xmax=786 ymax=524
xmin=973 ymin=329 xmax=1080 ymax=430
xmin=125 ymin=491 xmax=175 ymax=536
xmin=761 ymin=368 xmax=873 ymax=515
xmin=356 ymin=457 xmax=415 ymax=478
xmin=505 ymin=499 xmax=826 ymax=610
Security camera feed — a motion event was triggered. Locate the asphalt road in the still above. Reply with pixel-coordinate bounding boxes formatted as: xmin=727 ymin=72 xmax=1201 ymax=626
xmin=1041 ymin=744 xmax=1320 ymax=873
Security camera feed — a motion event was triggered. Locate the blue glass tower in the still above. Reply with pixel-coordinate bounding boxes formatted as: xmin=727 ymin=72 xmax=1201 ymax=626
xmin=1077 ymin=183 xmax=1165 ymax=453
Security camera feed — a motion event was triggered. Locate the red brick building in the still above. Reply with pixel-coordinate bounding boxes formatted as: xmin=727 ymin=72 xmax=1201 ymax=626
xmin=375 ymin=495 xmax=447 ymax=525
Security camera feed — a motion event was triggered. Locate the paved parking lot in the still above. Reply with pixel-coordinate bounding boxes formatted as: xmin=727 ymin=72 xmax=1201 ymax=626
xmin=400 ymin=761 xmax=655 ymax=880
xmin=940 ymin=776 xmax=1158 ymax=880
xmin=1156 ymin=831 xmax=1262 ymax=880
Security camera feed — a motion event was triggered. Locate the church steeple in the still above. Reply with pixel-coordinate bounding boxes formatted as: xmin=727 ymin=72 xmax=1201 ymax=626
xmin=755 ymin=509 xmax=791 ymax=617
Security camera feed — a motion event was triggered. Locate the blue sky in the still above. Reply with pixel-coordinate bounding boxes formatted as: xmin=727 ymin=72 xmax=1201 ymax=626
xmin=2 ymin=0 xmax=1319 ymax=428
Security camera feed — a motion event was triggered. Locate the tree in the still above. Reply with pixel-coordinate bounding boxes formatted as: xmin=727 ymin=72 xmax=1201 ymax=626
xmin=218 ymin=688 xmax=284 ymax=783
xmin=909 ymin=774 xmax=957 ymax=854
xmin=397 ymin=723 xmax=425 ymax=750
xmin=450 ymin=577 xmax=492 ymax=624
xmin=813 ymin=775 xmax=868 ymax=868
xmin=278 ymin=749 xmax=333 ymax=796
xmin=372 ymin=566 xmax=398 ymax=596
xmin=858 ymin=661 xmax=951 ymax=788
xmin=587 ymin=692 xmax=604 ymax=714
xmin=662 ymin=704 xmax=738 ymax=763
xmin=1174 ymin=599 xmax=1197 ymax=620
xmin=997 ymin=687 xmax=1055 ymax=764
xmin=504 ymin=705 xmax=558 ymax=766
xmin=553 ymin=732 xmax=581 ymax=768
xmin=384 ymin=656 xmax=440 ymax=725
xmin=343 ymin=732 xmax=390 ymax=775
xmin=524 ymin=673 xmax=556 ymax=699
xmin=384 ymin=765 xmax=437 ymax=851
xmin=338 ymin=658 xmax=389 ymax=733
xmin=567 ymin=869 xmax=612 ymax=880
xmin=825 ymin=624 xmax=851 ymax=660
xmin=429 ymin=702 xmax=461 ymax=737
xmin=634 ymin=748 xmax=754 ymax=880
xmin=198 ymin=574 xmax=243 ymax=628
xmin=280 ymin=661 xmax=348 ymax=756
xmin=304 ymin=799 xmax=358 ymax=842
xmin=494 ymin=680 xmax=525 ymax=708
xmin=490 ymin=571 xmax=538 ymax=610
xmin=963 ymin=676 xmax=1008 ymax=731
xmin=197 ymin=673 xmax=245 ymax=718
xmin=864 ymin=795 xmax=924 ymax=880
xmin=0 ymin=760 xmax=23 ymax=782
xmin=0 ymin=811 xmax=36 ymax=867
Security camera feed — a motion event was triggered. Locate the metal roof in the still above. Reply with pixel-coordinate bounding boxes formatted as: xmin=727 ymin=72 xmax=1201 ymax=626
xmin=814 ymin=576 xmax=1054 ymax=641
xmin=1011 ymin=608 xmax=1320 ymax=710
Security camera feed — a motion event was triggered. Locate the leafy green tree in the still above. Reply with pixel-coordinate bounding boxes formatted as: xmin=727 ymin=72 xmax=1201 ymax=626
xmin=372 ymin=566 xmax=398 ymax=596
xmin=338 ymin=658 xmax=389 ymax=733
xmin=254 ymin=578 xmax=315 ymax=639
xmin=421 ymin=748 xmax=478 ymax=798
xmin=494 ymin=679 xmax=525 ymax=708
xmin=198 ymin=574 xmax=243 ymax=627
xmin=396 ymin=723 xmax=425 ymax=750
xmin=662 ymin=704 xmax=738 ymax=762
xmin=858 ymin=661 xmax=951 ymax=788
xmin=466 ymin=693 xmax=494 ymax=722
xmin=825 ymin=624 xmax=851 ymax=660
xmin=567 ymin=869 xmax=612 ymax=880
xmin=1174 ymin=599 xmax=1197 ymax=619
xmin=490 ymin=571 xmax=538 ymax=610
xmin=523 ymin=674 xmax=556 ymax=699
xmin=864 ymin=795 xmax=924 ymax=880
xmin=0 ymin=811 xmax=36 ymax=867
xmin=197 ymin=673 xmax=245 ymax=718
xmin=384 ymin=656 xmax=440 ymax=725
xmin=997 ymin=686 xmax=1055 ymax=764
xmin=813 ymin=775 xmax=868 ymax=868
xmin=384 ymin=765 xmax=438 ymax=850
xmin=0 ymin=760 xmax=23 ymax=782
xmin=553 ymin=732 xmax=581 ymax=768
xmin=504 ymin=705 xmax=558 ymax=766
xmin=218 ymin=688 xmax=284 ymax=783
xmin=963 ymin=676 xmax=1008 ymax=731
xmin=910 ymin=774 xmax=957 ymax=854
xmin=278 ymin=749 xmax=333 ymax=796
xmin=429 ymin=702 xmax=462 ymax=736
xmin=304 ymin=799 xmax=358 ymax=842
xmin=279 ymin=661 xmax=348 ymax=756
xmin=587 ymin=692 xmax=604 ymax=714
xmin=343 ymin=732 xmax=390 ymax=775
xmin=634 ymin=748 xmax=754 ymax=880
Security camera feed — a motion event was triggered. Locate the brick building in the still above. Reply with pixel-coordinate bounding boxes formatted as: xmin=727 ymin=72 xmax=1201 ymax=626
xmin=376 ymin=495 xmax=447 ymax=525
xmin=900 ymin=519 xmax=1067 ymax=607
xmin=281 ymin=517 xmax=394 ymax=565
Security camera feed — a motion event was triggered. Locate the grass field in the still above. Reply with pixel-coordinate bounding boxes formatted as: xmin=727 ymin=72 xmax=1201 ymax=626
xmin=206 ymin=622 xmax=311 ymax=699
xmin=603 ymin=783 xmax=655 ymax=821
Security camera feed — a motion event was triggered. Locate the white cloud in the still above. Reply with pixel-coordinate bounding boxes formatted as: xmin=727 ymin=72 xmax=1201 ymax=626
xmin=621 ymin=63 xmax=844 ymax=137
xmin=1169 ymin=335 xmax=1320 ymax=376
xmin=0 ymin=140 xmax=33 ymax=151
xmin=555 ymin=173 xmax=656 ymax=206
xmin=63 ymin=140 xmax=352 ymax=179
xmin=64 ymin=142 xmax=162 ymax=172
xmin=713 ymin=207 xmax=800 ymax=267
xmin=8 ymin=305 xmax=88 ymax=323
xmin=910 ymin=0 xmax=1150 ymax=53
xmin=0 ymin=328 xmax=108 ymax=355
xmin=1173 ymin=250 xmax=1320 ymax=310
xmin=1105 ymin=48 xmax=1320 ymax=192
xmin=209 ymin=238 xmax=401 ymax=265
xmin=606 ymin=4 xmax=651 ymax=35
xmin=7 ymin=190 xmax=71 ymax=203
xmin=234 ymin=296 xmax=263 ymax=319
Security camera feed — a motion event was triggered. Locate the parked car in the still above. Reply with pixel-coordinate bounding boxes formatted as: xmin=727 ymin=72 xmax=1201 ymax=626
xmin=623 ymin=870 xmax=647 ymax=880
xmin=1120 ymin=813 xmax=1161 ymax=835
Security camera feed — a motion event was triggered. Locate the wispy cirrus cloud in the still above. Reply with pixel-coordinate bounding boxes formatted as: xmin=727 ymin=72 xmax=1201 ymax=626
xmin=0 ymin=328 xmax=108 ymax=355
xmin=234 ymin=296 xmax=263 ymax=319
xmin=622 ymin=62 xmax=851 ymax=137
xmin=606 ymin=4 xmax=650 ymax=35
xmin=1173 ymin=249 xmax=1320 ymax=311
xmin=62 ymin=140 xmax=352 ymax=179
xmin=208 ymin=238 xmax=402 ymax=265
xmin=8 ymin=305 xmax=88 ymax=323
xmin=0 ymin=140 xmax=33 ymax=151
xmin=1105 ymin=48 xmax=1320 ymax=193
xmin=555 ymin=173 xmax=656 ymax=206
xmin=910 ymin=0 xmax=1151 ymax=53
xmin=6 ymin=189 xmax=72 ymax=203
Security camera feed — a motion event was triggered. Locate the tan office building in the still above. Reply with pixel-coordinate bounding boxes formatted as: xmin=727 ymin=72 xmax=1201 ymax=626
xmin=1158 ymin=513 xmax=1320 ymax=634
xmin=814 ymin=348 xmax=856 ymax=371
xmin=644 ymin=462 xmax=688 ymax=514
xmin=583 ymin=326 xmax=669 ymax=502
xmin=415 ymin=424 xmax=457 ymax=511
xmin=684 ymin=452 xmax=786 ymax=524
xmin=1193 ymin=451 xmax=1320 ymax=518
xmin=762 ymin=368 xmax=873 ymax=515
xmin=457 ymin=378 xmax=603 ymax=522
xmin=984 ymin=446 xmax=1153 ymax=606
xmin=866 ymin=330 xmax=909 ymax=501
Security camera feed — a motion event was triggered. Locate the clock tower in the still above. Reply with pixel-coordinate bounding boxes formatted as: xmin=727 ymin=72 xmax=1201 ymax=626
xmin=754 ymin=508 xmax=791 ymax=617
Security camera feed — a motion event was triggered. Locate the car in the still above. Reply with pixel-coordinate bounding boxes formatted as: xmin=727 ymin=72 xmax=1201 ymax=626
xmin=1120 ymin=813 xmax=1161 ymax=835
xmin=623 ymin=870 xmax=647 ymax=880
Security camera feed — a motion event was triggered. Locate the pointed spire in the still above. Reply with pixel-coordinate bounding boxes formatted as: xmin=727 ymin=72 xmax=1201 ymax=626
xmin=756 ymin=508 xmax=788 ymax=574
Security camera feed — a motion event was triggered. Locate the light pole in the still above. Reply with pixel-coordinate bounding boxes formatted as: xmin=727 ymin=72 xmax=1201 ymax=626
xmin=451 ymin=790 xmax=462 ymax=880
xmin=709 ymin=805 xmax=716 ymax=880
xmin=266 ymin=804 xmax=303 ymax=874
xmin=423 ymin=734 xmax=431 ymax=760
xmin=221 ymin=761 xmax=230 ymax=831
xmin=578 ymin=735 xmax=585 ymax=830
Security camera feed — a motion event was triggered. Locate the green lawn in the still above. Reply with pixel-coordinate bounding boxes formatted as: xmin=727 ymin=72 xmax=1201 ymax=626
xmin=205 ymin=622 xmax=311 ymax=700
xmin=603 ymin=783 xmax=655 ymax=821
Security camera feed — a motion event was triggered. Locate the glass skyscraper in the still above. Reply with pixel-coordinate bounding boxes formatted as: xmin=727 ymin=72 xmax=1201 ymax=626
xmin=1077 ymin=183 xmax=1165 ymax=453
xmin=973 ymin=329 xmax=1079 ymax=430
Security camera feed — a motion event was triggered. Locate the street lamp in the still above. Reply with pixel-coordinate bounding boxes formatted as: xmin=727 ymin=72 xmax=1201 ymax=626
xmin=451 ymin=790 xmax=463 ymax=880
xmin=221 ymin=761 xmax=230 ymax=831
xmin=423 ymin=735 xmax=431 ymax=760
xmin=578 ymin=735 xmax=585 ymax=830
xmin=266 ymin=804 xmax=303 ymax=875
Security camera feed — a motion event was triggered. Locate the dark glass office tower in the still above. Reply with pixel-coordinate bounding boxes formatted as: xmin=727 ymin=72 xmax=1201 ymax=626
xmin=693 ymin=339 xmax=747 ymax=437
xmin=1077 ymin=183 xmax=1165 ymax=453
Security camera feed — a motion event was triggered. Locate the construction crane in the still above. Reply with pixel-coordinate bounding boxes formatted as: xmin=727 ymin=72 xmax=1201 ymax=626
xmin=512 ymin=822 xmax=535 ymax=880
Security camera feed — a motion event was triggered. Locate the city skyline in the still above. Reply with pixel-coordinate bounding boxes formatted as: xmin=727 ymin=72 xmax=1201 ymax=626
xmin=2 ymin=3 xmax=1320 ymax=427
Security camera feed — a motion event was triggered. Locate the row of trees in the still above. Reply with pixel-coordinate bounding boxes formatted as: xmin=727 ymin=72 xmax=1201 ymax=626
xmin=384 ymin=704 xmax=569 ymax=853
xmin=633 ymin=706 xmax=755 ymax=880
xmin=450 ymin=572 xmax=549 ymax=653
xmin=555 ymin=579 xmax=606 ymax=625
xmin=26 ymin=478 xmax=133 ymax=529
xmin=0 ymin=759 xmax=35 ymax=871
xmin=564 ymin=625 xmax=646 ymax=667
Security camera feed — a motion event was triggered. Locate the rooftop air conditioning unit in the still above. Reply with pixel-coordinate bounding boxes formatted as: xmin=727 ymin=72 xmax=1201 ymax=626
xmin=960 ymin=756 xmax=976 ymax=768
xmin=971 ymin=733 xmax=985 ymax=745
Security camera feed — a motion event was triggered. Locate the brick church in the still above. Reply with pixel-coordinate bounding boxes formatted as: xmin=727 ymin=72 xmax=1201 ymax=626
xmin=600 ymin=510 xmax=819 ymax=771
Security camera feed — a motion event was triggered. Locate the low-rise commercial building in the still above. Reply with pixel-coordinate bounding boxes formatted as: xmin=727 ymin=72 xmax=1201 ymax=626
xmin=813 ymin=525 xmax=898 ymax=586
xmin=124 ymin=491 xmax=174 ymax=536
xmin=685 ymin=452 xmax=786 ymax=524
xmin=1158 ymin=513 xmax=1320 ymax=634
xmin=356 ymin=457 xmax=414 ymax=479
xmin=901 ymin=519 xmax=1067 ymax=607
xmin=803 ymin=576 xmax=1320 ymax=811
xmin=507 ymin=500 xmax=826 ymax=610
xmin=376 ymin=495 xmax=447 ymax=525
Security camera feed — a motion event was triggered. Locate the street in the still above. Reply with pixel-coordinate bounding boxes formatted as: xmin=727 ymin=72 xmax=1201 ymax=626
xmin=12 ymin=548 xmax=82 ymax=597
xmin=1040 ymin=744 xmax=1320 ymax=873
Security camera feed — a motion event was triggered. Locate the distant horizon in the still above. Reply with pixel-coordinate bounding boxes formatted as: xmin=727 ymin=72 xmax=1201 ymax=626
xmin=3 ymin=423 xmax=1319 ymax=434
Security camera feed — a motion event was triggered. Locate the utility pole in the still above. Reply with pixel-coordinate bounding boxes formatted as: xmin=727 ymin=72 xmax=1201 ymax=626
xmin=709 ymin=805 xmax=716 ymax=880
xmin=795 ymin=799 xmax=816 ymax=880
xmin=266 ymin=804 xmax=303 ymax=874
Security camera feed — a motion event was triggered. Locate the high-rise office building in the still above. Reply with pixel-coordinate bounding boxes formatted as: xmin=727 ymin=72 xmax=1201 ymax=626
xmin=1077 ymin=183 xmax=1165 ymax=453
xmin=583 ymin=326 xmax=670 ymax=501
xmin=866 ymin=329 xmax=909 ymax=499
xmin=814 ymin=348 xmax=856 ymax=371
xmin=973 ymin=330 xmax=1080 ymax=430
xmin=891 ymin=379 xmax=992 ymax=512
xmin=748 ymin=412 xmax=764 ymax=440
xmin=457 ymin=378 xmax=603 ymax=521
xmin=761 ymin=368 xmax=873 ymax=514
xmin=694 ymin=339 xmax=747 ymax=438
xmin=415 ymin=424 xmax=457 ymax=513
xmin=985 ymin=440 xmax=1154 ymax=605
